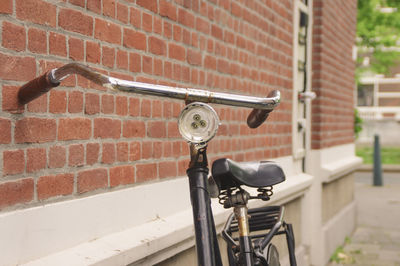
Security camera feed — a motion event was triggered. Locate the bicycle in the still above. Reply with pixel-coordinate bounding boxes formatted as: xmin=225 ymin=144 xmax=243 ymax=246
xmin=18 ymin=63 xmax=297 ymax=266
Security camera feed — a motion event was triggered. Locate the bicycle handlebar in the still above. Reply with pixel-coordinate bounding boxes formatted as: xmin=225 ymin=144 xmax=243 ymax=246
xmin=18 ymin=63 xmax=280 ymax=128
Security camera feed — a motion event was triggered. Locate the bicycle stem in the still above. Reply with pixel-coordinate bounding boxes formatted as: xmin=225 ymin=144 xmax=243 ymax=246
xmin=18 ymin=63 xmax=281 ymax=128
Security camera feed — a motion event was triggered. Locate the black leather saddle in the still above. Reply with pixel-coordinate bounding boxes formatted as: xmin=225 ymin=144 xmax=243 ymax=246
xmin=211 ymin=158 xmax=285 ymax=192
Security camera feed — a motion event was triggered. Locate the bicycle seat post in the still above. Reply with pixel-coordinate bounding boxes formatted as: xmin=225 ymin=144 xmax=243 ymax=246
xmin=226 ymin=189 xmax=254 ymax=265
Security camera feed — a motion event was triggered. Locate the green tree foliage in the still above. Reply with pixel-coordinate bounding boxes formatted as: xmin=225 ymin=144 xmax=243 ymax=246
xmin=357 ymin=0 xmax=400 ymax=75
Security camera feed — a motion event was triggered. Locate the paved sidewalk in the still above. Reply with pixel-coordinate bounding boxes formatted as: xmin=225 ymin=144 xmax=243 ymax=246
xmin=328 ymin=172 xmax=400 ymax=266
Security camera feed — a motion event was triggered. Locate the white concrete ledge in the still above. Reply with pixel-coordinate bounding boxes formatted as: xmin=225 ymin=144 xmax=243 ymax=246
xmin=321 ymin=156 xmax=362 ymax=183
xmin=15 ymin=159 xmax=313 ymax=266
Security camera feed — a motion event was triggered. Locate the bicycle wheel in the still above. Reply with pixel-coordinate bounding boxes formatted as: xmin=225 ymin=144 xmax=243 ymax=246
xmin=266 ymin=244 xmax=280 ymax=266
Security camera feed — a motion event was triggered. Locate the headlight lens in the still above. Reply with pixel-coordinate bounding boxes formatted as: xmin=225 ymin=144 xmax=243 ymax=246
xmin=178 ymin=102 xmax=219 ymax=146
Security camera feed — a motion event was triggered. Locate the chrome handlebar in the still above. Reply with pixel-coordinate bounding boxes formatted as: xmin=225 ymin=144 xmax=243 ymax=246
xmin=18 ymin=63 xmax=281 ymax=128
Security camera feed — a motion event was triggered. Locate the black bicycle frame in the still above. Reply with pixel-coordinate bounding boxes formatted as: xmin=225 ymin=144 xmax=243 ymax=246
xmin=186 ymin=145 xmax=222 ymax=266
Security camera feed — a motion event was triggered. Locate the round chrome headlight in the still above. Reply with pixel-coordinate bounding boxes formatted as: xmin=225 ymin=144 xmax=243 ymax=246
xmin=178 ymin=102 xmax=219 ymax=146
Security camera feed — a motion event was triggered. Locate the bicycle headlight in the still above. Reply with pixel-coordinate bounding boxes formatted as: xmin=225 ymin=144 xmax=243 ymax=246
xmin=178 ymin=102 xmax=220 ymax=146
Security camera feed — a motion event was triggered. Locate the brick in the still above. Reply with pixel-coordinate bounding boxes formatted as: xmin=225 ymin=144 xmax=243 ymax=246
xmin=154 ymin=16 xmax=162 ymax=35
xmin=117 ymin=2 xmax=129 ymax=23
xmin=88 ymin=0 xmax=101 ymax=14
xmin=173 ymin=25 xmax=182 ymax=41
xmin=167 ymin=121 xmax=180 ymax=138
xmin=58 ymin=118 xmax=91 ymax=141
xmin=16 ymin=0 xmax=56 ymax=27
xmin=129 ymin=7 xmax=141 ymax=28
xmin=123 ymin=28 xmax=146 ymax=51
xmin=37 ymin=174 xmax=74 ymax=200
xmin=101 ymin=46 xmax=114 ymax=68
xmin=3 ymin=150 xmax=25 ymax=175
xmin=154 ymin=141 xmax=162 ymax=159
xmin=86 ymin=41 xmax=101 ymax=63
xmin=163 ymin=21 xmax=172 ymax=39
xmin=0 ymin=53 xmax=36 ymax=81
xmin=15 ymin=118 xmax=56 ymax=143
xmin=178 ymin=8 xmax=195 ymax=28
xmin=49 ymin=32 xmax=67 ymax=56
xmin=211 ymin=24 xmax=223 ymax=40
xmin=69 ymin=0 xmax=85 ymax=7
xmin=85 ymin=93 xmax=100 ymax=114
xmin=0 ymin=119 xmax=11 ymax=144
xmin=159 ymin=161 xmax=177 ymax=178
xmin=141 ymin=99 xmax=151 ymax=117
xmin=196 ymin=17 xmax=209 ymax=34
xmin=204 ymin=55 xmax=217 ymax=70
xmin=142 ymin=55 xmax=152 ymax=74
xmin=116 ymin=96 xmax=128 ymax=116
xmin=103 ymin=0 xmax=116 ymax=18
xmin=115 ymin=142 xmax=128 ymax=162
xmin=101 ymin=94 xmax=114 ymax=114
xmin=116 ymin=50 xmax=128 ymax=70
xmin=0 ymin=0 xmax=12 ymax=14
xmin=129 ymin=52 xmax=141 ymax=73
xmin=110 ymin=165 xmax=134 ymax=187
xmin=182 ymin=29 xmax=191 ymax=45
xmin=28 ymin=28 xmax=47 ymax=54
xmin=86 ymin=143 xmax=100 ymax=165
xmin=164 ymin=61 xmax=172 ymax=78
xmin=142 ymin=141 xmax=153 ymax=159
xmin=49 ymin=90 xmax=67 ymax=113
xmin=142 ymin=12 xmax=152 ymax=32
xmin=137 ymin=0 xmax=157 ymax=13
xmin=217 ymin=58 xmax=229 ymax=73
xmin=147 ymin=121 xmax=166 ymax=138
xmin=2 ymin=21 xmax=26 ymax=52
xmin=231 ymin=2 xmax=242 ymax=17
xmin=77 ymin=168 xmax=108 ymax=193
xmin=68 ymin=37 xmax=84 ymax=61
xmin=173 ymin=63 xmax=181 ymax=80
xmin=49 ymin=146 xmax=66 ymax=168
xmin=172 ymin=141 xmax=181 ymax=157
xmin=163 ymin=142 xmax=172 ymax=157
xmin=27 ymin=148 xmax=46 ymax=173
xmin=160 ymin=0 xmax=177 ymax=21
xmin=129 ymin=97 xmax=140 ymax=116
xmin=2 ymin=85 xmax=24 ymax=113
xmin=59 ymin=8 xmax=93 ymax=36
xmin=94 ymin=118 xmax=121 ymax=139
xmin=168 ymin=43 xmax=185 ymax=61
xmin=154 ymin=58 xmax=163 ymax=76
xmin=149 ymin=36 xmax=167 ymax=56
xmin=102 ymin=142 xmax=115 ymax=164
xmin=94 ymin=18 xmax=121 ymax=44
xmin=129 ymin=141 xmax=141 ymax=161
xmin=187 ymin=49 xmax=202 ymax=66
xmin=152 ymin=100 xmax=162 ymax=118
xmin=0 ymin=179 xmax=34 ymax=209
xmin=68 ymin=91 xmax=83 ymax=113
xmin=136 ymin=163 xmax=157 ymax=182
xmin=69 ymin=144 xmax=84 ymax=166
xmin=163 ymin=102 xmax=172 ymax=118
xmin=123 ymin=120 xmax=146 ymax=138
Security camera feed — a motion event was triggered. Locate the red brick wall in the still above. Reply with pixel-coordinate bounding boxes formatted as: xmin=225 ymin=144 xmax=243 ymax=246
xmin=311 ymin=0 xmax=357 ymax=149
xmin=0 ymin=0 xmax=293 ymax=211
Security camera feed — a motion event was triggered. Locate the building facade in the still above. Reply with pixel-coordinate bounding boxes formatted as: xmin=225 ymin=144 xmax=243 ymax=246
xmin=0 ymin=0 xmax=359 ymax=265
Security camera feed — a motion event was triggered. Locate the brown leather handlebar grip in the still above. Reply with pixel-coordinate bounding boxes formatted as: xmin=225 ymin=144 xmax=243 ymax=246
xmin=247 ymin=108 xmax=272 ymax=128
xmin=18 ymin=71 xmax=60 ymax=105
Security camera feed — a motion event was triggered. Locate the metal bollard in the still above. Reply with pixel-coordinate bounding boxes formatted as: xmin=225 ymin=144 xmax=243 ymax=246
xmin=373 ymin=134 xmax=383 ymax=186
